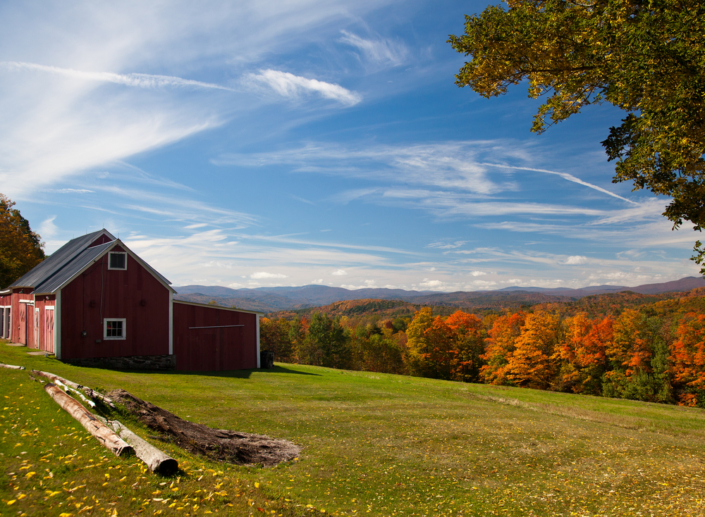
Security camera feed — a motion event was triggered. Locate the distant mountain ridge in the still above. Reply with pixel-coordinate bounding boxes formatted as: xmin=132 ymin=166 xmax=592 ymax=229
xmin=174 ymin=276 xmax=705 ymax=313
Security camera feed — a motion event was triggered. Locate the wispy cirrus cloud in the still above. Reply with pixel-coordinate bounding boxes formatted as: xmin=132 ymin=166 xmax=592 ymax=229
xmin=339 ymin=30 xmax=407 ymax=67
xmin=213 ymin=140 xmax=633 ymax=201
xmin=478 ymin=162 xmax=637 ymax=204
xmin=0 ymin=61 xmax=235 ymax=91
xmin=244 ymin=69 xmax=361 ymax=106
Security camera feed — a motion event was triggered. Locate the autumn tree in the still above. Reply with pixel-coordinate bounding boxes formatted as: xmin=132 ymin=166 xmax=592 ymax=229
xmin=505 ymin=311 xmax=560 ymax=389
xmin=260 ymin=317 xmax=295 ymax=362
xmin=480 ymin=312 xmax=525 ymax=385
xmin=445 ymin=310 xmax=485 ymax=382
xmin=603 ymin=309 xmax=672 ymax=402
xmin=0 ymin=194 xmax=45 ymax=288
xmin=553 ymin=314 xmax=611 ymax=395
xmin=406 ymin=307 xmax=436 ymax=377
xmin=670 ymin=313 xmax=705 ymax=406
xmin=449 ymin=1 xmax=705 ymax=270
xmin=418 ymin=316 xmax=458 ymax=380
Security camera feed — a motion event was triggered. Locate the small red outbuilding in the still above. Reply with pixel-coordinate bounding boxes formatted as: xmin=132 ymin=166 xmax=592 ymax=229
xmin=0 ymin=229 xmax=262 ymax=371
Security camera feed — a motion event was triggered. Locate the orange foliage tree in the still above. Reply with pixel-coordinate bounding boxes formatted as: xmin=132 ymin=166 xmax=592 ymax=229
xmin=505 ymin=311 xmax=560 ymax=389
xmin=553 ymin=314 xmax=611 ymax=394
xmin=670 ymin=313 xmax=705 ymax=406
xmin=608 ymin=309 xmax=653 ymax=375
xmin=445 ymin=311 xmax=484 ymax=382
xmin=480 ymin=312 xmax=525 ymax=385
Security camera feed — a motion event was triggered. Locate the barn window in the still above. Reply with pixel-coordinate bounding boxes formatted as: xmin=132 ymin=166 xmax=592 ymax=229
xmin=108 ymin=252 xmax=127 ymax=270
xmin=104 ymin=318 xmax=126 ymax=340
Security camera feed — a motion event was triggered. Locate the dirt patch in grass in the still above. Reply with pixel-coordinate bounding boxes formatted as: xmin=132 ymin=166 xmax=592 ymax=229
xmin=108 ymin=389 xmax=301 ymax=467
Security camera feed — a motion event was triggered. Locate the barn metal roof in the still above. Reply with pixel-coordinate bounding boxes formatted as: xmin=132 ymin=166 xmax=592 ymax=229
xmin=34 ymin=242 xmax=114 ymax=293
xmin=10 ymin=229 xmax=114 ymax=289
xmin=11 ymin=229 xmax=174 ymax=295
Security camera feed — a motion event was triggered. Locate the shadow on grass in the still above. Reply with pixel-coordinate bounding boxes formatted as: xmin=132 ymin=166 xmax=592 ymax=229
xmin=66 ymin=363 xmax=321 ymax=379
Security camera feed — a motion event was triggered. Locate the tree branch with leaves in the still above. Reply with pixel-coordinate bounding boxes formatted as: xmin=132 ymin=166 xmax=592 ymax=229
xmin=449 ymin=0 xmax=705 ymax=272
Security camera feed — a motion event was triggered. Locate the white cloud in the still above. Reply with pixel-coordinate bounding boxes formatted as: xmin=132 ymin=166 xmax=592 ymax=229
xmin=0 ymin=62 xmax=234 ymax=91
xmin=38 ymin=215 xmax=58 ymax=239
xmin=244 ymin=69 xmax=361 ymax=106
xmin=215 ymin=140 xmax=636 ymax=202
xmin=428 ymin=241 xmax=467 ymax=250
xmin=470 ymin=270 xmax=486 ymax=276
xmin=250 ymin=271 xmax=288 ymax=279
xmin=0 ymin=0 xmax=393 ymax=198
xmin=332 ymin=269 xmax=348 ymax=276
xmin=479 ymin=162 xmax=636 ymax=205
xmin=339 ymin=30 xmax=407 ymax=67
xmin=564 ymin=256 xmax=588 ymax=265
xmin=55 ymin=188 xmax=93 ymax=194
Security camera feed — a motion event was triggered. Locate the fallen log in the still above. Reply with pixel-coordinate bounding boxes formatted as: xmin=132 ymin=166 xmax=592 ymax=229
xmin=31 ymin=370 xmax=116 ymax=408
xmin=109 ymin=389 xmax=301 ymax=467
xmin=0 ymin=363 xmax=25 ymax=370
xmin=44 ymin=383 xmax=134 ymax=457
xmin=82 ymin=387 xmax=116 ymax=409
xmin=109 ymin=420 xmax=178 ymax=475
xmin=32 ymin=370 xmax=81 ymax=389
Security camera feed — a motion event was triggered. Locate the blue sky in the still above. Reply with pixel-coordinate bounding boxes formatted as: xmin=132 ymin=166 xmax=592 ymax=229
xmin=1 ymin=0 xmax=700 ymax=291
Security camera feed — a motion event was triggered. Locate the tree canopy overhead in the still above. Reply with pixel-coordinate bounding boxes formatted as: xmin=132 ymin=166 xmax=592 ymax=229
xmin=448 ymin=0 xmax=705 ymax=272
xmin=0 ymin=194 xmax=45 ymax=289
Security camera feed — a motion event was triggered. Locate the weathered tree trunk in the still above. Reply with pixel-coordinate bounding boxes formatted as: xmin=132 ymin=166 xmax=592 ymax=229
xmin=82 ymin=387 xmax=116 ymax=408
xmin=44 ymin=383 xmax=134 ymax=457
xmin=32 ymin=369 xmax=116 ymax=408
xmin=109 ymin=420 xmax=178 ymax=475
xmin=32 ymin=370 xmax=81 ymax=389
xmin=0 ymin=363 xmax=25 ymax=370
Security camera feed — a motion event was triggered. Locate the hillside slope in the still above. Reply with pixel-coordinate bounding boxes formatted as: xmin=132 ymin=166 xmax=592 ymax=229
xmin=2 ymin=344 xmax=705 ymax=516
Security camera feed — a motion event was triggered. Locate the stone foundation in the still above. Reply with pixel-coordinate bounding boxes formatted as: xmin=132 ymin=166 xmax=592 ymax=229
xmin=65 ymin=354 xmax=176 ymax=371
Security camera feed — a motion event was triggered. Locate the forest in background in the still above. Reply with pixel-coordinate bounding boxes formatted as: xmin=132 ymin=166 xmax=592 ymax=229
xmin=261 ymin=288 xmax=705 ymax=407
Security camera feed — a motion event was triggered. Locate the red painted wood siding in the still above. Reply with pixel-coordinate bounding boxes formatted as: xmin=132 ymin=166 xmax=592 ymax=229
xmin=10 ymin=290 xmax=34 ymax=345
xmin=173 ymin=301 xmax=257 ymax=371
xmin=35 ymin=295 xmax=56 ymax=352
xmin=60 ymin=247 xmax=170 ymax=359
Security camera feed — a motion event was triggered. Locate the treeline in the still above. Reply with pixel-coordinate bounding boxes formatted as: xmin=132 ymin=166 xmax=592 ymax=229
xmin=260 ymin=289 xmax=705 ymax=407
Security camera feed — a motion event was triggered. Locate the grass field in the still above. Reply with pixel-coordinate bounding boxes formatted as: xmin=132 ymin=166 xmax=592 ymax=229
xmin=2 ymin=343 xmax=705 ymax=516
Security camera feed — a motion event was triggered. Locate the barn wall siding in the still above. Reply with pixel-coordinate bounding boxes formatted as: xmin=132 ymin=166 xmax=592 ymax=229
xmin=60 ymin=252 xmax=170 ymax=360
xmin=11 ymin=291 xmax=34 ymax=345
xmin=173 ymin=302 xmax=258 ymax=371
xmin=35 ymin=295 xmax=56 ymax=353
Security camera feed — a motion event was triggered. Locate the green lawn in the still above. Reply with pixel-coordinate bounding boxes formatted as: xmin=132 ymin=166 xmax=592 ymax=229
xmin=2 ymin=343 xmax=705 ymax=516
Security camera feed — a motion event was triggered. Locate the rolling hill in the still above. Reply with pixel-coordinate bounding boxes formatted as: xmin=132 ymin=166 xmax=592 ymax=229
xmin=174 ymin=276 xmax=705 ymax=313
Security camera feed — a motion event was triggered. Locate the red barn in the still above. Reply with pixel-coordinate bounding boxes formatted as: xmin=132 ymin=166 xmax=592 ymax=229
xmin=0 ymin=230 xmax=262 ymax=371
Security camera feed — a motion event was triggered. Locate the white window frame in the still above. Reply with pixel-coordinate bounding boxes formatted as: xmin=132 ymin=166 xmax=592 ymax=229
xmin=108 ymin=252 xmax=128 ymax=271
xmin=103 ymin=318 xmax=127 ymax=340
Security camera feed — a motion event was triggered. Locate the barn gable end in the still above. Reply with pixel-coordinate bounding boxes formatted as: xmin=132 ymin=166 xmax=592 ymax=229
xmin=2 ymin=229 xmax=262 ymax=371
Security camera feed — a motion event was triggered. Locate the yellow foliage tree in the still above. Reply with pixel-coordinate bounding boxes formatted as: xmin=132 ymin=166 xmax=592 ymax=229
xmin=505 ymin=311 xmax=560 ymax=389
xmin=0 ymin=194 xmax=45 ymax=288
